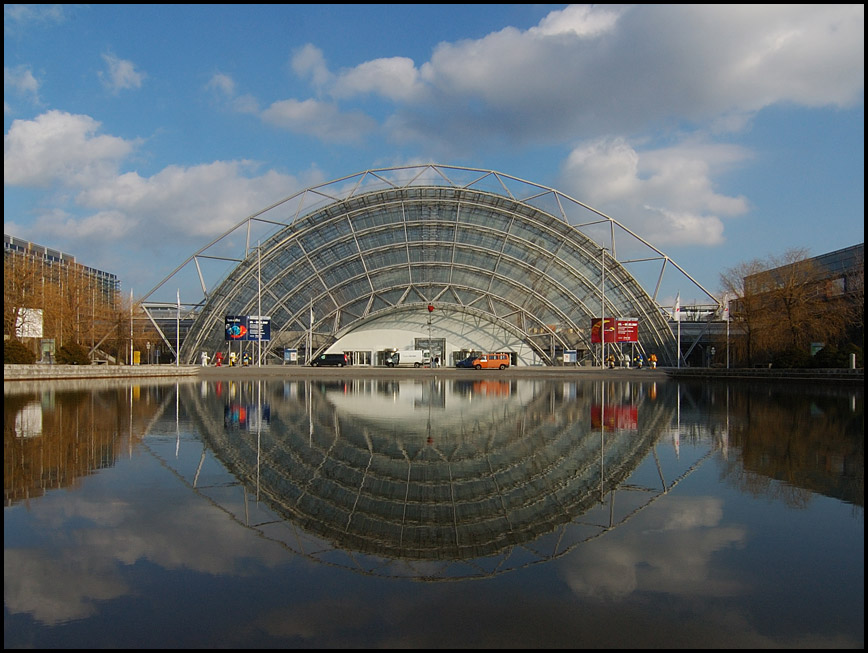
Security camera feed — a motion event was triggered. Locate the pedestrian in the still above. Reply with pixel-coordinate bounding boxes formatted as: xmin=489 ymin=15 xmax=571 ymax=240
xmin=649 ymin=353 xmax=657 ymax=369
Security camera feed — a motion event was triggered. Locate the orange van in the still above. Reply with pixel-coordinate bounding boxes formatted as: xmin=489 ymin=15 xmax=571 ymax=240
xmin=471 ymin=352 xmax=511 ymax=370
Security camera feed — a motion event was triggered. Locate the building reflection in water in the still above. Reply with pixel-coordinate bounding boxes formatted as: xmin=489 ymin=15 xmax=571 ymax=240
xmin=5 ymin=377 xmax=861 ymax=582
xmin=4 ymin=379 xmax=179 ymax=506
xmin=179 ymin=378 xmax=706 ymax=579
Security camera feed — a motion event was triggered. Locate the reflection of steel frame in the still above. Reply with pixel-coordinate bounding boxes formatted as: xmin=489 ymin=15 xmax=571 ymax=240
xmin=168 ymin=378 xmax=716 ymax=581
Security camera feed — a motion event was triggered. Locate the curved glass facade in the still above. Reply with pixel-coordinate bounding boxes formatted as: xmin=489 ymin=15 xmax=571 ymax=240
xmin=143 ymin=165 xmax=718 ymax=365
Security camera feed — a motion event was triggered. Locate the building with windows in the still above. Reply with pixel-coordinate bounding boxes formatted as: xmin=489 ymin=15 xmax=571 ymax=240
xmin=4 ymin=233 xmax=120 ymax=304
xmin=745 ymin=243 xmax=864 ymax=299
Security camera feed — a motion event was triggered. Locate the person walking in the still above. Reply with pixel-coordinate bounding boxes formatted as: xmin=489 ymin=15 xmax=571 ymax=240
xmin=649 ymin=353 xmax=657 ymax=369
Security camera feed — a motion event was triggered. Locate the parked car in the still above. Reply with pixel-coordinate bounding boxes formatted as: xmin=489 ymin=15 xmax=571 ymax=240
xmin=310 ymin=353 xmax=349 ymax=367
xmin=385 ymin=349 xmax=430 ymax=368
xmin=470 ymin=353 xmax=511 ymax=370
xmin=455 ymin=354 xmax=480 ymax=368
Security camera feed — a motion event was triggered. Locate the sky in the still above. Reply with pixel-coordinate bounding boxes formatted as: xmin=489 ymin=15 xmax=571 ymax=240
xmin=4 ymin=4 xmax=864 ymax=307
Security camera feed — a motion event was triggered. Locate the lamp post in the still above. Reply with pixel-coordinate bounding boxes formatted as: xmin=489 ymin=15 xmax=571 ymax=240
xmin=257 ymin=241 xmax=262 ymax=368
xmin=427 ymin=303 xmax=434 ymax=367
xmin=600 ymin=248 xmax=606 ymax=367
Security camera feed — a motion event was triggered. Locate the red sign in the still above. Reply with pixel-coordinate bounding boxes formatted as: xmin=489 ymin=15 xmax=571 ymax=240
xmin=591 ymin=404 xmax=638 ymax=431
xmin=591 ymin=318 xmax=638 ymax=343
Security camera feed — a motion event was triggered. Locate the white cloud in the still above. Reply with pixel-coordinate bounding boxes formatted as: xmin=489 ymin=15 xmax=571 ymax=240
xmin=4 ymin=65 xmax=40 ymax=105
xmin=206 ymin=72 xmax=259 ymax=114
xmin=393 ymin=4 xmax=862 ymax=146
xmin=3 ymin=4 xmax=66 ymax=28
xmin=559 ymin=137 xmax=750 ymax=246
xmin=261 ymin=98 xmax=376 ymax=143
xmin=291 ymin=43 xmax=332 ymax=90
xmin=4 ymin=109 xmax=323 ymax=288
xmin=530 ymin=4 xmax=623 ymax=38
xmin=206 ymin=72 xmax=235 ymax=96
xmin=4 ymin=110 xmax=136 ymax=187
xmin=561 ymin=496 xmax=747 ymax=601
xmin=4 ymin=548 xmax=129 ymax=625
xmin=276 ymin=5 xmax=862 ymax=161
xmin=99 ymin=52 xmax=145 ymax=93
xmin=331 ymin=56 xmax=425 ymax=102
xmin=75 ymin=161 xmax=300 ymax=241
xmin=4 ymin=479 xmax=292 ymax=626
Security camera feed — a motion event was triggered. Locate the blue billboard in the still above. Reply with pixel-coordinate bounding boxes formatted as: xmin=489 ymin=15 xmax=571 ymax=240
xmin=225 ymin=315 xmax=249 ymax=340
xmin=225 ymin=315 xmax=270 ymax=341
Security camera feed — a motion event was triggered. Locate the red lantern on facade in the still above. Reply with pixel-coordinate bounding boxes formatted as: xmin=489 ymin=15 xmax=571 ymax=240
xmin=427 ymin=304 xmax=434 ymax=313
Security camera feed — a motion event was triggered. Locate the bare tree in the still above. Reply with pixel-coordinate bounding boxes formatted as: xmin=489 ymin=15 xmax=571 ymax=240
xmin=720 ymin=258 xmax=770 ymax=366
xmin=842 ymin=255 xmax=864 ymax=341
xmin=721 ymin=248 xmax=854 ymax=366
xmin=4 ymin=254 xmax=46 ymax=345
xmin=4 ymin=252 xmax=121 ymax=361
xmin=764 ymin=248 xmax=848 ymax=352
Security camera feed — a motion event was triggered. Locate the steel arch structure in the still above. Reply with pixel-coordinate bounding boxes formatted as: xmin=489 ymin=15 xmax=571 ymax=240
xmin=140 ymin=164 xmax=720 ymax=365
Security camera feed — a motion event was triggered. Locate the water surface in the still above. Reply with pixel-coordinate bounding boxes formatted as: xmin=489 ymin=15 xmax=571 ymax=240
xmin=4 ymin=376 xmax=863 ymax=648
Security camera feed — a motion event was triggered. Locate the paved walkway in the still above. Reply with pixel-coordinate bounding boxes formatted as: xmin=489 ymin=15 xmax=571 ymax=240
xmin=6 ymin=363 xmax=667 ymax=382
xmin=7 ymin=363 xmax=860 ymax=384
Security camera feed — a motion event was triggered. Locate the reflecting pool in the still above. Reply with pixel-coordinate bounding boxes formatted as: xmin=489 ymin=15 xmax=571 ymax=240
xmin=4 ymin=376 xmax=863 ymax=648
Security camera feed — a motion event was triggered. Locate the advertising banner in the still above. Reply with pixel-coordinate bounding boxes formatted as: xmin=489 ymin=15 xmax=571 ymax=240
xmin=614 ymin=318 xmax=638 ymax=343
xmin=591 ymin=317 xmax=638 ymax=343
xmin=248 ymin=315 xmax=271 ymax=341
xmin=225 ymin=315 xmax=249 ymax=341
xmin=226 ymin=315 xmax=249 ymax=342
xmin=225 ymin=315 xmax=271 ymax=341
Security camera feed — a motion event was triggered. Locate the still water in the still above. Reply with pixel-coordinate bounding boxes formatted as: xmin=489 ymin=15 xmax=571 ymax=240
xmin=4 ymin=375 xmax=863 ymax=648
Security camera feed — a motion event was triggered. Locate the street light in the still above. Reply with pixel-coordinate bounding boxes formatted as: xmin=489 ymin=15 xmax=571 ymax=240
xmin=427 ymin=304 xmax=434 ymax=367
xmin=600 ymin=248 xmax=607 ymax=367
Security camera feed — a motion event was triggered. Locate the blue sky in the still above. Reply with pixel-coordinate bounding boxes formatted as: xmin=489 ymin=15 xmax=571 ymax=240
xmin=4 ymin=4 xmax=864 ymax=306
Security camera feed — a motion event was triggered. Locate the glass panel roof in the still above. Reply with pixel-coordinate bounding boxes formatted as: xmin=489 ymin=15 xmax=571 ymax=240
xmin=160 ymin=165 xmax=721 ymax=364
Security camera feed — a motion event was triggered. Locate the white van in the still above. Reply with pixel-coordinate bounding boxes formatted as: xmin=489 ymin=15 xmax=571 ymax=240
xmin=385 ymin=349 xmax=431 ymax=368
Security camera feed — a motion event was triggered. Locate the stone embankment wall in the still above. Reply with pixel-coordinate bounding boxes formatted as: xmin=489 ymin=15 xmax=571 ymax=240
xmin=665 ymin=368 xmax=863 ymax=383
xmin=4 ymin=364 xmax=200 ymax=381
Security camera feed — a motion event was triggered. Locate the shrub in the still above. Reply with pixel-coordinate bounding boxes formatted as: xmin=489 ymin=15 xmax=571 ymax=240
xmin=812 ymin=343 xmax=863 ymax=368
xmin=770 ymin=346 xmax=813 ymax=369
xmin=4 ymin=339 xmax=38 ymax=364
xmin=55 ymin=342 xmax=91 ymax=365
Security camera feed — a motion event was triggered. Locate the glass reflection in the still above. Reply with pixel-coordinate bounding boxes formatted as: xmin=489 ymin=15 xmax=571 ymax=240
xmin=3 ymin=377 xmax=862 ymax=648
xmin=181 ymin=379 xmax=677 ymax=576
xmin=6 ymin=378 xmax=861 ymax=541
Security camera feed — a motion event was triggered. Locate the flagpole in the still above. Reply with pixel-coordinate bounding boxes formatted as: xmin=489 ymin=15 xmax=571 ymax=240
xmin=601 ymin=247 xmax=606 ymax=367
xmin=257 ymin=241 xmax=262 ymax=368
xmin=176 ymin=289 xmax=180 ymax=367
xmin=724 ymin=293 xmax=730 ymax=369
xmin=674 ymin=291 xmax=681 ymax=368
xmin=308 ymin=299 xmax=313 ymax=364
